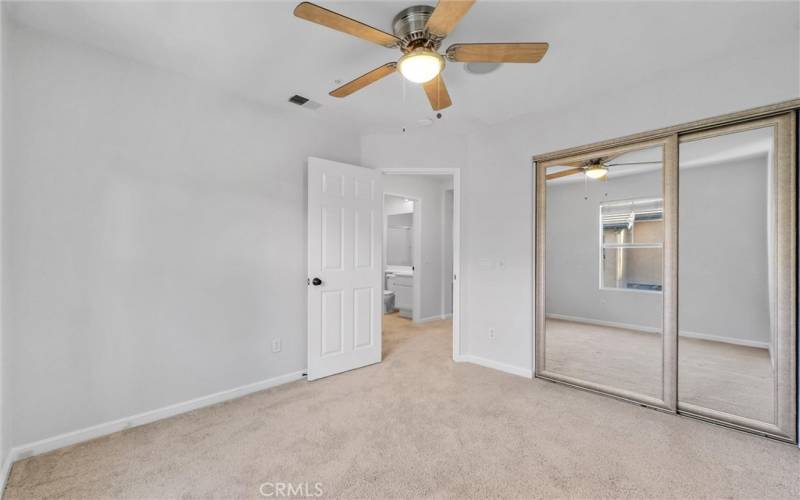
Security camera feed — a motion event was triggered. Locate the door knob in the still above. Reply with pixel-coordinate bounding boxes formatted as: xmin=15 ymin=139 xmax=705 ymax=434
xmin=311 ymin=277 xmax=323 ymax=286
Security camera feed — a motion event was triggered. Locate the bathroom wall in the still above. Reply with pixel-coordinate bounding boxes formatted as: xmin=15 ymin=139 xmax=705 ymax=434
xmin=0 ymin=2 xmax=8 ymax=475
xmin=443 ymin=189 xmax=454 ymax=316
xmin=386 ymin=213 xmax=413 ymax=267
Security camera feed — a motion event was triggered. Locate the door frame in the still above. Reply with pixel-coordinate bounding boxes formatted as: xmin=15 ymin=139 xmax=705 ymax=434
xmin=381 ymin=168 xmax=462 ymax=361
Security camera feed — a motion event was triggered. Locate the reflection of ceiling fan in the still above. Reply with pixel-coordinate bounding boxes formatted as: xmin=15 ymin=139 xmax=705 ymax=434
xmin=294 ymin=1 xmax=549 ymax=110
xmin=545 ymin=156 xmax=662 ymax=181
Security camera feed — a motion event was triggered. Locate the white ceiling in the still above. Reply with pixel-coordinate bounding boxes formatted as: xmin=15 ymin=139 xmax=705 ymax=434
xmin=6 ymin=1 xmax=798 ymax=134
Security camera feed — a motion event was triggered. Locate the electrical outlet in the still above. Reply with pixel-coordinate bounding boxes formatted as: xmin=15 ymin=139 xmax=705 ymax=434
xmin=488 ymin=328 xmax=496 ymax=340
xmin=272 ymin=338 xmax=282 ymax=353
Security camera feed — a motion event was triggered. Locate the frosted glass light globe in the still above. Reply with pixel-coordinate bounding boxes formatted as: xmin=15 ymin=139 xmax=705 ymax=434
xmin=398 ymin=49 xmax=444 ymax=84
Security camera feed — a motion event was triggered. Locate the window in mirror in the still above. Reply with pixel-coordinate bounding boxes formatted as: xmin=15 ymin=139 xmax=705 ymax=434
xmin=599 ymin=198 xmax=663 ymax=292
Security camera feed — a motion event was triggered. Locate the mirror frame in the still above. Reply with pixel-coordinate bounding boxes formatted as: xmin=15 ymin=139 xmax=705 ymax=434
xmin=676 ymin=113 xmax=796 ymax=442
xmin=535 ymin=136 xmax=678 ymax=412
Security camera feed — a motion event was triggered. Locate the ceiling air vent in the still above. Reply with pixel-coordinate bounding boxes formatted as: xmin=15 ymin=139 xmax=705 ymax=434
xmin=289 ymin=94 xmax=322 ymax=110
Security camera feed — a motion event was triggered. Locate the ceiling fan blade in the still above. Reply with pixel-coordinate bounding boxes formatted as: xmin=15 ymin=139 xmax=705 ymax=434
xmin=605 ymin=161 xmax=663 ymax=167
xmin=546 ymin=167 xmax=584 ymax=180
xmin=329 ymin=63 xmax=397 ymax=98
xmin=447 ymin=43 xmax=549 ymax=63
xmin=422 ymin=74 xmax=452 ymax=111
xmin=294 ymin=2 xmax=400 ymax=48
xmin=425 ymin=0 xmax=476 ymax=38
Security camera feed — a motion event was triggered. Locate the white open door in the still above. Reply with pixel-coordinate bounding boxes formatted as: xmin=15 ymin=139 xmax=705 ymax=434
xmin=307 ymin=157 xmax=383 ymax=381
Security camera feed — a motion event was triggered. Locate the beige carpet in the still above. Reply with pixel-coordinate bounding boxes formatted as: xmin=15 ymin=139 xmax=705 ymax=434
xmin=5 ymin=314 xmax=799 ymax=499
xmin=545 ymin=318 xmax=774 ymax=422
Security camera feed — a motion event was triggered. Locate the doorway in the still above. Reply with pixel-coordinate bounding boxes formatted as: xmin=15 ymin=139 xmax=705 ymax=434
xmin=381 ymin=168 xmax=461 ymax=361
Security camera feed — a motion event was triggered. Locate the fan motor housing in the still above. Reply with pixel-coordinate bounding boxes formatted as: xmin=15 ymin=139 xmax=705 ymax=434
xmin=393 ymin=5 xmax=439 ymax=51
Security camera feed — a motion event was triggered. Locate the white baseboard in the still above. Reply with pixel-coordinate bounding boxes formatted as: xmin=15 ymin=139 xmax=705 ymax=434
xmin=7 ymin=371 xmax=305 ymax=465
xmin=0 ymin=450 xmax=14 ymax=498
xmin=546 ymin=313 xmax=661 ymax=334
xmin=416 ymin=314 xmax=451 ymax=324
xmin=546 ymin=313 xmax=769 ymax=349
xmin=455 ymin=354 xmax=533 ymax=379
xmin=678 ymin=330 xmax=769 ymax=349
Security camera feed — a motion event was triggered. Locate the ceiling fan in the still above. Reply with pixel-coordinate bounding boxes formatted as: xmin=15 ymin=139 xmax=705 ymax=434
xmin=293 ymin=0 xmax=549 ymax=111
xmin=545 ymin=157 xmax=663 ymax=181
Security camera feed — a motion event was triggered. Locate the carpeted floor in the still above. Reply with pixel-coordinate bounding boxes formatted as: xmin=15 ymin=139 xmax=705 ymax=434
xmin=545 ymin=318 xmax=774 ymax=422
xmin=4 ymin=314 xmax=799 ymax=499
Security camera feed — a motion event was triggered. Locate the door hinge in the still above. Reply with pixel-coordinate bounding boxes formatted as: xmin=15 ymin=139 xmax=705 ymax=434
xmin=306 ymin=278 xmax=310 ymax=286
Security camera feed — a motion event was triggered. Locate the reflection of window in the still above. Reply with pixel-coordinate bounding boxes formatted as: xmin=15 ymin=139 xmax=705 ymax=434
xmin=600 ymin=198 xmax=663 ymax=292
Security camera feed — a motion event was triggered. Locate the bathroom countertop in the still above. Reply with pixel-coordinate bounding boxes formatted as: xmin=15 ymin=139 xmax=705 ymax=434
xmin=385 ymin=265 xmax=413 ymax=277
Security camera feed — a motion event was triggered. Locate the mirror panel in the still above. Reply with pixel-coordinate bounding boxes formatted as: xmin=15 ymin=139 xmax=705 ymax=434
xmin=543 ymin=145 xmax=665 ymax=400
xmin=678 ymin=125 xmax=777 ymax=424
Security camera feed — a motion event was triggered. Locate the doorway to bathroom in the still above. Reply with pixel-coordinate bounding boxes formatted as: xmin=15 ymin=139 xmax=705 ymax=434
xmin=381 ymin=168 xmax=460 ymax=361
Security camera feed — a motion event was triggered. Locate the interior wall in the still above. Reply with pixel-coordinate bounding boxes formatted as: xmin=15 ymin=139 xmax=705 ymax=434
xmin=362 ymin=33 xmax=799 ymax=374
xmin=546 ymin=157 xmax=770 ymax=345
xmin=386 ymin=212 xmax=413 ymax=267
xmin=679 ymin=157 xmax=770 ymax=345
xmin=546 ymin=170 xmax=663 ymax=331
xmin=3 ymin=22 xmax=361 ymax=446
xmin=382 ymin=174 xmax=449 ymax=321
xmin=443 ymin=189 xmax=454 ymax=316
xmin=0 ymin=2 xmax=8 ymax=470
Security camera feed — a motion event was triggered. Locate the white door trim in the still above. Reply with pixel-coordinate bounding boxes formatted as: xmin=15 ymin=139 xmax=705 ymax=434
xmin=381 ymin=168 xmax=462 ymax=360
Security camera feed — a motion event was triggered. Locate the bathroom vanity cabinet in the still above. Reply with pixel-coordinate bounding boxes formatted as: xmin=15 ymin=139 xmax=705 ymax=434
xmin=387 ymin=274 xmax=413 ymax=318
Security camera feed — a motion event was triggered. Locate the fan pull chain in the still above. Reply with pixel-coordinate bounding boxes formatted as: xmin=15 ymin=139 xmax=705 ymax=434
xmin=584 ymin=173 xmax=589 ymax=201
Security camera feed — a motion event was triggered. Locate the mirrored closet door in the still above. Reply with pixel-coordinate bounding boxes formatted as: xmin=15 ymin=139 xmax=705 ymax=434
xmin=678 ymin=114 xmax=796 ymax=441
xmin=536 ymin=138 xmax=677 ymax=410
xmin=535 ymin=109 xmax=796 ymax=442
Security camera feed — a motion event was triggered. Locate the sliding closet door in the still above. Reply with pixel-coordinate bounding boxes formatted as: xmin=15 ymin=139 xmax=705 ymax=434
xmin=677 ymin=113 xmax=796 ymax=441
xmin=536 ymin=137 xmax=677 ymax=410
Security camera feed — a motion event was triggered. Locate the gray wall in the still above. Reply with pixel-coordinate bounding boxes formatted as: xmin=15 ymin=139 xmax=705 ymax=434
xmin=3 ymin=22 xmax=361 ymax=446
xmin=546 ymin=170 xmax=663 ymax=330
xmin=546 ymin=157 xmax=770 ymax=345
xmin=386 ymin=213 xmax=413 ymax=266
xmin=679 ymin=157 xmax=769 ymax=344
xmin=443 ymin=189 xmax=454 ymax=315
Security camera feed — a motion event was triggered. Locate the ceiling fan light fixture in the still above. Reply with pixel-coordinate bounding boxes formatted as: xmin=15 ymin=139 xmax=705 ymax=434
xmin=584 ymin=164 xmax=608 ymax=180
xmin=398 ymin=49 xmax=444 ymax=84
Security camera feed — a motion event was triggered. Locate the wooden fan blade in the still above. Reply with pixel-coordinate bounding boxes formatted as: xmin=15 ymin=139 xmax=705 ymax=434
xmin=330 ymin=63 xmax=397 ymax=98
xmin=447 ymin=43 xmax=549 ymax=63
xmin=426 ymin=0 xmax=476 ymax=37
xmin=546 ymin=167 xmax=583 ymax=180
xmin=294 ymin=2 xmax=399 ymax=48
xmin=422 ymin=74 xmax=452 ymax=111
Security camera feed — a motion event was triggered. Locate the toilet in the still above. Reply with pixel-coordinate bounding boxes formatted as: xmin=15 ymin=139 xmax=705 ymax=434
xmin=383 ymin=290 xmax=395 ymax=314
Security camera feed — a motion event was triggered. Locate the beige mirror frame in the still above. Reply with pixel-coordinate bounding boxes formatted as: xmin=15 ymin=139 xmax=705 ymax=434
xmin=535 ymin=136 xmax=679 ymax=412
xmin=533 ymin=100 xmax=798 ymax=443
xmin=676 ymin=113 xmax=796 ymax=442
